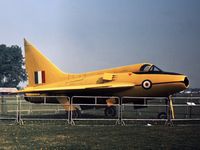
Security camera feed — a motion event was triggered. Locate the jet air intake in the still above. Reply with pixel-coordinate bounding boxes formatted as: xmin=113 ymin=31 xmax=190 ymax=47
xmin=184 ymin=77 xmax=189 ymax=88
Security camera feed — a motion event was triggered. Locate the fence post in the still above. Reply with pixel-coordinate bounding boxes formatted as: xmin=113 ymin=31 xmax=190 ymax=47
xmin=69 ymin=97 xmax=75 ymax=125
xmin=120 ymin=97 xmax=125 ymax=126
xmin=16 ymin=95 xmax=19 ymax=123
xmin=1 ymin=95 xmax=7 ymax=115
xmin=67 ymin=96 xmax=71 ymax=125
xmin=16 ymin=95 xmax=23 ymax=125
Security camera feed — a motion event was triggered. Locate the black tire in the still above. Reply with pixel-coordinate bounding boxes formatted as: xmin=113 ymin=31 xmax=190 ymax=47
xmin=104 ymin=106 xmax=117 ymax=117
xmin=157 ymin=112 xmax=167 ymax=119
xmin=66 ymin=109 xmax=81 ymax=118
xmin=72 ymin=109 xmax=81 ymax=118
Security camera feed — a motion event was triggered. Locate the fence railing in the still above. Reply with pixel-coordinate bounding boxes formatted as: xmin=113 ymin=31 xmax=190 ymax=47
xmin=71 ymin=96 xmax=121 ymax=125
xmin=0 ymin=95 xmax=200 ymax=125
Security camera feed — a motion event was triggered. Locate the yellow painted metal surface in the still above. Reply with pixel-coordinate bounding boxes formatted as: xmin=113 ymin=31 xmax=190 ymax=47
xmin=24 ymin=39 xmax=68 ymax=86
xmin=169 ymin=97 xmax=175 ymax=119
xmin=20 ymin=39 xmax=189 ymax=98
xmin=103 ymin=73 xmax=114 ymax=81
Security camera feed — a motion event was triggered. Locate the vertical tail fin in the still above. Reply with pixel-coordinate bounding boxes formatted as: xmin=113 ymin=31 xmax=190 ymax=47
xmin=24 ymin=39 xmax=67 ymax=87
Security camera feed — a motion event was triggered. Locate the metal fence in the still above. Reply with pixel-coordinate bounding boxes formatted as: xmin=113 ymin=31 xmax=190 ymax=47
xmin=120 ymin=96 xmax=200 ymax=125
xmin=0 ymin=95 xmax=18 ymax=120
xmin=0 ymin=95 xmax=200 ymax=125
xmin=71 ymin=96 xmax=120 ymax=125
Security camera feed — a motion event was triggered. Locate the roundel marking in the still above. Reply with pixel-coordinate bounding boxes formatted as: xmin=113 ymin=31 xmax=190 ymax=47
xmin=142 ymin=80 xmax=152 ymax=90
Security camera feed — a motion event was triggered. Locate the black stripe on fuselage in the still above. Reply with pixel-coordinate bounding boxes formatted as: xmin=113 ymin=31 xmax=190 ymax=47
xmin=134 ymin=72 xmax=182 ymax=75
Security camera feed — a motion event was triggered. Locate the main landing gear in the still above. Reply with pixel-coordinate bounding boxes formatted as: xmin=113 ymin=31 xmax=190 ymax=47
xmin=66 ymin=108 xmax=81 ymax=118
xmin=68 ymin=106 xmax=117 ymax=118
xmin=67 ymin=106 xmax=117 ymax=118
xmin=104 ymin=106 xmax=117 ymax=117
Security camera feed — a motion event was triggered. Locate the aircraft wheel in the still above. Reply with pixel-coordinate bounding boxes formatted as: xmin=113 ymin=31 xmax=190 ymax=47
xmin=72 ymin=109 xmax=81 ymax=118
xmin=157 ymin=112 xmax=167 ymax=119
xmin=104 ymin=106 xmax=117 ymax=117
xmin=66 ymin=109 xmax=81 ymax=118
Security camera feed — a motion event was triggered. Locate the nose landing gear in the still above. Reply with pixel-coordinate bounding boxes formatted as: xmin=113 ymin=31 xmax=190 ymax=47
xmin=157 ymin=96 xmax=174 ymax=126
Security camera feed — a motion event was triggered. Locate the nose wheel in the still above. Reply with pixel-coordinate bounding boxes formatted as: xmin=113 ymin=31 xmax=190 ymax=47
xmin=104 ymin=106 xmax=117 ymax=117
xmin=157 ymin=96 xmax=175 ymax=122
xmin=157 ymin=112 xmax=167 ymax=119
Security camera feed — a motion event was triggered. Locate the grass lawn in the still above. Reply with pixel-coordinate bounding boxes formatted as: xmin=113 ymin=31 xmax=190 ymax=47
xmin=0 ymin=121 xmax=199 ymax=149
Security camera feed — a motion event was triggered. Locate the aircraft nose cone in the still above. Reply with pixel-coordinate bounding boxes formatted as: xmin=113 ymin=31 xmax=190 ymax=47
xmin=184 ymin=77 xmax=189 ymax=88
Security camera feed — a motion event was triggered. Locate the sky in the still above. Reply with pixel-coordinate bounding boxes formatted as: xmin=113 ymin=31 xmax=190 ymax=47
xmin=0 ymin=0 xmax=200 ymax=88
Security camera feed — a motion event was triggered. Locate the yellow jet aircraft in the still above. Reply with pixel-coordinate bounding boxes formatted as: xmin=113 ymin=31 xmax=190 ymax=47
xmin=19 ymin=39 xmax=189 ymax=118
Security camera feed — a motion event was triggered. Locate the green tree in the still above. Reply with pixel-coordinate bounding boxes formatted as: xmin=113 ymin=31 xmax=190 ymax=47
xmin=0 ymin=44 xmax=27 ymax=87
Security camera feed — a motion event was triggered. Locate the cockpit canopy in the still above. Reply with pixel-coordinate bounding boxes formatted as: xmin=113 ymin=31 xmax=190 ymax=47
xmin=140 ymin=64 xmax=163 ymax=73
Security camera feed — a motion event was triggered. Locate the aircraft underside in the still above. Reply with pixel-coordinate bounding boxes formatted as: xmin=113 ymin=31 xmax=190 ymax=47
xmin=24 ymin=86 xmax=170 ymax=118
